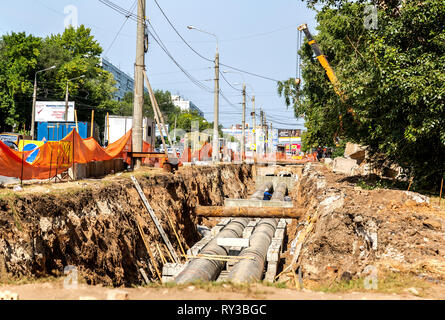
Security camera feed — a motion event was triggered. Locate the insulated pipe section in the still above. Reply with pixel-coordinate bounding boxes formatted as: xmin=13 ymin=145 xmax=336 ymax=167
xmin=250 ymin=182 xmax=273 ymax=200
xmin=226 ymin=184 xmax=287 ymax=283
xmin=174 ymin=183 xmax=269 ymax=284
xmin=174 ymin=218 xmax=250 ymax=284
xmin=270 ymin=182 xmax=287 ymax=201
xmin=226 ymin=218 xmax=278 ymax=283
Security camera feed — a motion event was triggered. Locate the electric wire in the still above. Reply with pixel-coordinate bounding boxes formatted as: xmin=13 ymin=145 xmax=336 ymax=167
xmin=104 ymin=0 xmax=138 ymax=57
xmin=98 ymin=0 xmax=302 ymax=127
xmin=219 ymin=71 xmax=243 ymax=92
xmin=145 ymin=21 xmax=213 ymax=93
xmin=150 ymin=0 xmax=280 ymax=82
xmin=152 ymin=0 xmax=214 ymax=63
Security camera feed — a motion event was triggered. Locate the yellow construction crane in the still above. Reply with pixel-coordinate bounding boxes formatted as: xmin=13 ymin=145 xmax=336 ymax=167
xmin=296 ymin=23 xmax=358 ymax=140
xmin=297 ymin=23 xmax=345 ymax=101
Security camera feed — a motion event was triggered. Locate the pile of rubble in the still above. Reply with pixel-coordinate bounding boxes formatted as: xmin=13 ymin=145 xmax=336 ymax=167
xmin=327 ymin=143 xmax=403 ymax=178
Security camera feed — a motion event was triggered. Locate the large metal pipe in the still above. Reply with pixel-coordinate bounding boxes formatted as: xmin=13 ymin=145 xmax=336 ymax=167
xmin=174 ymin=183 xmax=271 ymax=284
xmin=174 ymin=217 xmax=249 ymax=284
xmin=226 ymin=218 xmax=278 ymax=283
xmin=226 ymin=184 xmax=288 ymax=283
xmin=250 ymin=181 xmax=273 ymax=200
xmin=195 ymin=206 xmax=303 ymax=219
xmin=270 ymin=182 xmax=287 ymax=201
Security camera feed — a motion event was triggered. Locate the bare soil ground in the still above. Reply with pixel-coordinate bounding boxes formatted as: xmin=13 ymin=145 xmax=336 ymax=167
xmin=280 ymin=163 xmax=445 ymax=299
xmin=0 ymin=278 xmax=436 ymax=300
xmin=1 ymin=163 xmax=444 ymax=300
xmin=0 ymin=164 xmax=254 ymax=286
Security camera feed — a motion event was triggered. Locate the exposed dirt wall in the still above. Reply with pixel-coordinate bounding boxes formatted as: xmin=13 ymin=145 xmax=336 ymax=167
xmin=283 ymin=163 xmax=445 ymax=288
xmin=0 ymin=164 xmax=254 ymax=287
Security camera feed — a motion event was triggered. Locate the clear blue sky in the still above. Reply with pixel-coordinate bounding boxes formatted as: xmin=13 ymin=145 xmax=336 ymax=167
xmin=0 ymin=0 xmax=317 ymax=129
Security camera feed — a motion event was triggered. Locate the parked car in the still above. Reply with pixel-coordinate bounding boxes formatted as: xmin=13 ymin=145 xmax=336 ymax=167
xmin=1 ymin=140 xmax=18 ymax=151
xmin=0 ymin=133 xmax=21 ymax=151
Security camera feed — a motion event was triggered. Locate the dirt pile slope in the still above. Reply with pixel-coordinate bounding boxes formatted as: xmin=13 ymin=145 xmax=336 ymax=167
xmin=283 ymin=164 xmax=445 ymax=289
xmin=0 ymin=164 xmax=253 ymax=286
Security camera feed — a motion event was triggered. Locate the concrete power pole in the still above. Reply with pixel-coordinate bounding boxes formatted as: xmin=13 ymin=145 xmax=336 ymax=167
xmin=260 ymin=109 xmax=264 ymax=157
xmin=264 ymin=113 xmax=268 ymax=156
xmin=270 ymin=122 xmax=273 ymax=155
xmin=241 ymin=83 xmax=246 ymax=162
xmin=213 ymin=50 xmax=220 ymax=163
xmin=251 ymin=95 xmax=256 ymax=158
xmin=132 ymin=0 xmax=146 ymax=169
xmin=31 ymin=78 xmax=37 ymax=139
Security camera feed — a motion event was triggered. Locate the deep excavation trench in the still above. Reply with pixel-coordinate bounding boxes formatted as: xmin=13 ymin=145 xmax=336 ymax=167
xmin=0 ymin=165 xmax=254 ymax=287
xmin=1 ymin=162 xmax=443 ymax=291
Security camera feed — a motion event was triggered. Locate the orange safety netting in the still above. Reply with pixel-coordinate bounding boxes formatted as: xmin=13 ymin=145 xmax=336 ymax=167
xmin=0 ymin=129 xmax=133 ymax=180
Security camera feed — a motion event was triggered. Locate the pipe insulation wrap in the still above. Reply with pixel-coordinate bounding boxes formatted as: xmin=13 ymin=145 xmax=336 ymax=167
xmin=174 ymin=183 xmax=271 ymax=284
xmin=250 ymin=181 xmax=273 ymax=200
xmin=174 ymin=218 xmax=249 ymax=284
xmin=226 ymin=218 xmax=278 ymax=283
xmin=270 ymin=182 xmax=287 ymax=201
xmin=227 ymin=182 xmax=287 ymax=283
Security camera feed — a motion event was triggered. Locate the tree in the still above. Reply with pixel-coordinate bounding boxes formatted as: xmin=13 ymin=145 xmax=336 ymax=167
xmin=37 ymin=26 xmax=116 ymax=133
xmin=111 ymin=90 xmax=215 ymax=133
xmin=0 ymin=32 xmax=42 ymax=131
xmin=0 ymin=26 xmax=117 ymax=135
xmin=279 ymin=0 xmax=444 ymax=188
xmin=111 ymin=90 xmax=179 ymax=125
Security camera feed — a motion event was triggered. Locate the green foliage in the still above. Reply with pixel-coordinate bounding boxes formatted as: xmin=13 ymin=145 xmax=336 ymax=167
xmin=0 ymin=32 xmax=42 ymax=129
xmin=111 ymin=90 xmax=214 ymax=136
xmin=279 ymin=0 xmax=445 ymax=188
xmin=331 ymin=139 xmax=346 ymax=158
xmin=0 ymin=26 xmax=116 ymax=135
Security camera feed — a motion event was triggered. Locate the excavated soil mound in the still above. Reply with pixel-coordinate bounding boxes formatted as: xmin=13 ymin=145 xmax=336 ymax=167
xmin=0 ymin=164 xmax=254 ymax=287
xmin=282 ymin=164 xmax=445 ymax=289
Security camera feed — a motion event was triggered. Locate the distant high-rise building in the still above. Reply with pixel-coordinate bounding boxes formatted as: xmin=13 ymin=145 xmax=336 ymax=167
xmin=171 ymin=95 xmax=204 ymax=117
xmin=100 ymin=57 xmax=147 ymax=101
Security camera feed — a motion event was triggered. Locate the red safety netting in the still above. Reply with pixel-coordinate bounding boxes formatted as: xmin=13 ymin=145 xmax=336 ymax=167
xmin=0 ymin=129 xmax=133 ymax=180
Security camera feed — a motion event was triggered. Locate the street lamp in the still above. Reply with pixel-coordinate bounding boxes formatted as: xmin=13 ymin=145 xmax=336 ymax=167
xmin=187 ymin=25 xmax=220 ymax=163
xmin=65 ymin=75 xmax=85 ymax=121
xmin=187 ymin=25 xmax=219 ymax=52
xmin=31 ymin=65 xmax=56 ymax=139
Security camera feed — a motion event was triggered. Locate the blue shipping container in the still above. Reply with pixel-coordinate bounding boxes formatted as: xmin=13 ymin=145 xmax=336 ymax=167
xmin=37 ymin=121 xmax=89 ymax=141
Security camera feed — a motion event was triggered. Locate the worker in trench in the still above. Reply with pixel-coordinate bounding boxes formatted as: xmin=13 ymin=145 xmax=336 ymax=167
xmin=263 ymin=188 xmax=272 ymax=200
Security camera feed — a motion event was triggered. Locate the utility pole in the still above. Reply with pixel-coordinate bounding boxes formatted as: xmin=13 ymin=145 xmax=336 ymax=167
xmin=270 ymin=122 xmax=273 ymax=155
xmin=213 ymin=49 xmax=220 ymax=163
xmin=264 ymin=113 xmax=268 ymax=156
xmin=241 ymin=83 xmax=246 ymax=162
xmin=260 ymin=109 xmax=264 ymax=157
xmin=174 ymin=115 xmax=177 ymax=142
xmin=31 ymin=65 xmax=56 ymax=139
xmin=132 ymin=0 xmax=146 ymax=169
xmin=187 ymin=26 xmax=220 ymax=163
xmin=31 ymin=78 xmax=37 ymax=139
xmin=64 ymin=82 xmax=69 ymax=121
xmin=251 ymin=95 xmax=256 ymax=159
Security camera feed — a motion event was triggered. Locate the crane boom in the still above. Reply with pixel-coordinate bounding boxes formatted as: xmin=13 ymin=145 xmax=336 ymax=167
xmin=298 ymin=23 xmax=344 ymax=100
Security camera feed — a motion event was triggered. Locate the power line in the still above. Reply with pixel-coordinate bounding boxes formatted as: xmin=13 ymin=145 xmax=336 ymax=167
xmin=219 ymin=71 xmax=242 ymax=92
xmin=98 ymin=0 xmax=290 ymax=125
xmin=150 ymin=0 xmax=280 ymax=82
xmin=104 ymin=0 xmax=137 ymax=57
xmin=149 ymin=67 xmax=211 ymax=76
xmin=219 ymin=63 xmax=279 ymax=82
xmin=145 ymin=21 xmax=213 ymax=93
xmin=98 ymin=0 xmax=143 ymax=24
xmin=152 ymin=0 xmax=214 ymax=63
